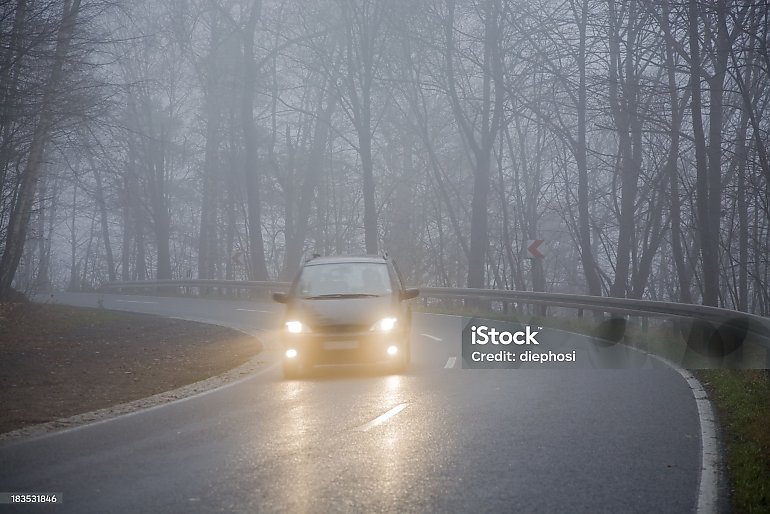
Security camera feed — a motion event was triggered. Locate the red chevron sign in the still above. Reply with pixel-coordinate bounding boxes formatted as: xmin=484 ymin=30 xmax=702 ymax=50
xmin=526 ymin=240 xmax=545 ymax=259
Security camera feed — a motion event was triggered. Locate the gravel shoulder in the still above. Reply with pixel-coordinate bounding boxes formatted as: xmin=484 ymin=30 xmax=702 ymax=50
xmin=0 ymin=302 xmax=265 ymax=437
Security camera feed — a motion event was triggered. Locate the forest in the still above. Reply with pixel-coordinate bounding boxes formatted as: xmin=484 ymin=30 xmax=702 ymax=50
xmin=0 ymin=0 xmax=768 ymax=314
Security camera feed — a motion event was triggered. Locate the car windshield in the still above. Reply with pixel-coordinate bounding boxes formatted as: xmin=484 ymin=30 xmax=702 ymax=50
xmin=295 ymin=262 xmax=392 ymax=298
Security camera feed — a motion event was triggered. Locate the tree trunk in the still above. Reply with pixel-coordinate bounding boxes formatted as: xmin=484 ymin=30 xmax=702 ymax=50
xmin=34 ymin=180 xmax=51 ymax=291
xmin=661 ymin=1 xmax=692 ymax=303
xmin=198 ymin=22 xmax=222 ymax=280
xmin=607 ymin=0 xmax=641 ymax=298
xmin=574 ymin=0 xmax=602 ymax=297
xmin=688 ymin=0 xmax=711 ymax=305
xmin=339 ymin=0 xmax=383 ymax=255
xmin=88 ymin=152 xmax=116 ymax=282
xmin=282 ymin=89 xmax=337 ymax=278
xmin=444 ymin=0 xmax=504 ymax=289
xmin=149 ymin=128 xmax=171 ymax=280
xmin=67 ymin=185 xmax=78 ymax=291
xmin=241 ymin=3 xmax=269 ymax=281
xmin=703 ymin=0 xmax=729 ymax=306
xmin=359 ymin=116 xmax=378 ymax=254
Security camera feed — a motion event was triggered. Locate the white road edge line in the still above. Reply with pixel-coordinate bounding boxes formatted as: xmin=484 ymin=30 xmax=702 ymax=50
xmin=114 ymin=300 xmax=158 ymax=304
xmin=641 ymin=350 xmax=719 ymax=514
xmin=677 ymin=368 xmax=719 ymax=514
xmin=445 ymin=357 xmax=456 ymax=369
xmin=357 ymin=403 xmax=408 ymax=432
xmin=235 ymin=308 xmax=273 ymax=313
xmin=420 ymin=333 xmax=442 ymax=341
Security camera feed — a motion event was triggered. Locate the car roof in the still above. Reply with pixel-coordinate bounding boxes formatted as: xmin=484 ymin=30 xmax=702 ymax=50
xmin=304 ymin=254 xmax=388 ymax=266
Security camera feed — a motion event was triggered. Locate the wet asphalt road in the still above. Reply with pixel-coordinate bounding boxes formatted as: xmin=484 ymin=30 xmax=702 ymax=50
xmin=0 ymin=293 xmax=702 ymax=513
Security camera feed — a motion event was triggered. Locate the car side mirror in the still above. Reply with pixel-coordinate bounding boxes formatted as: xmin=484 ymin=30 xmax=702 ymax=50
xmin=272 ymin=292 xmax=288 ymax=303
xmin=400 ymin=288 xmax=419 ymax=301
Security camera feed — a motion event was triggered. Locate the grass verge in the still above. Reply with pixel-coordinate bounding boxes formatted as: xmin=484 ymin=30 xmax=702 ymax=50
xmin=697 ymin=370 xmax=770 ymax=513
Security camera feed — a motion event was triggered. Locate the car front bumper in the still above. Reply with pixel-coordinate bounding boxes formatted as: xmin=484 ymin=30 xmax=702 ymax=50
xmin=282 ymin=330 xmax=408 ymax=365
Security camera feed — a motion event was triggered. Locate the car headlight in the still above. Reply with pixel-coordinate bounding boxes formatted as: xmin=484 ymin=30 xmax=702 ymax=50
xmin=370 ymin=317 xmax=398 ymax=332
xmin=285 ymin=320 xmax=306 ymax=333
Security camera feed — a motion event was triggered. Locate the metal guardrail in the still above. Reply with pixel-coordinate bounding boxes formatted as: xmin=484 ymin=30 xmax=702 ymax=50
xmin=100 ymin=279 xmax=770 ymax=369
xmin=102 ymin=280 xmax=763 ymax=318
xmin=101 ymin=279 xmax=770 ymax=332
xmin=103 ymin=279 xmax=291 ymax=290
xmin=418 ymin=287 xmax=770 ymax=327
xmin=420 ymin=287 xmax=770 ymax=361
xmin=103 ymin=279 xmax=770 ymax=362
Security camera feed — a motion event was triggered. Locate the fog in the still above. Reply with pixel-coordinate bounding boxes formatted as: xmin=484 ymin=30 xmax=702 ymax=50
xmin=1 ymin=0 xmax=768 ymax=313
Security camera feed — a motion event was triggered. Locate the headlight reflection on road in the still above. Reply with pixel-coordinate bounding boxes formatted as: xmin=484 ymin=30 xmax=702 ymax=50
xmin=277 ymin=380 xmax=314 ymax=513
xmin=385 ymin=374 xmax=401 ymax=390
xmin=373 ymin=375 xmax=408 ymax=501
xmin=265 ymin=374 xmax=411 ymax=511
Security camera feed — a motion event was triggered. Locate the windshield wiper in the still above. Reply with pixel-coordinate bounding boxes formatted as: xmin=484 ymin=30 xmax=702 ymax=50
xmin=304 ymin=293 xmax=381 ymax=299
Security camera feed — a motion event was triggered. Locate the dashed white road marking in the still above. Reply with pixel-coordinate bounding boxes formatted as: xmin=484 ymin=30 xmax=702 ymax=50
xmin=357 ymin=403 xmax=408 ymax=432
xmin=236 ymin=308 xmax=273 ymax=313
xmin=444 ymin=357 xmax=457 ymax=368
xmin=420 ymin=333 xmax=442 ymax=341
xmin=114 ymin=300 xmax=158 ymax=304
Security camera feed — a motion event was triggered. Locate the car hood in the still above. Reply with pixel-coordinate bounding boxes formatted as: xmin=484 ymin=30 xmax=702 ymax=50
xmin=288 ymin=296 xmax=395 ymax=329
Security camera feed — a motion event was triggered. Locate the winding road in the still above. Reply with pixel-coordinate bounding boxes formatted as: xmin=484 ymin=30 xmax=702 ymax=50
xmin=0 ymin=293 xmax=714 ymax=513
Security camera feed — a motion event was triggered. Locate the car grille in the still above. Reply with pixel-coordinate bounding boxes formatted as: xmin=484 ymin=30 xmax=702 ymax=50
xmin=312 ymin=324 xmax=369 ymax=334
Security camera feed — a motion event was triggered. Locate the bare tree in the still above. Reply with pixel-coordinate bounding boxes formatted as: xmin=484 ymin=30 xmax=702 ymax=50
xmin=0 ymin=0 xmax=82 ymax=299
xmin=443 ymin=0 xmax=505 ymax=288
